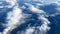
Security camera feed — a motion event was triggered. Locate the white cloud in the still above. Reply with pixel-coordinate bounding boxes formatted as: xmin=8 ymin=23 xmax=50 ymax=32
xmin=0 ymin=0 xmax=52 ymax=34
xmin=38 ymin=16 xmax=50 ymax=34
xmin=25 ymin=27 xmax=35 ymax=34
xmin=25 ymin=3 xmax=51 ymax=34
xmin=0 ymin=6 xmax=4 ymax=8
xmin=2 ymin=5 xmax=23 ymax=34
xmin=0 ymin=32 xmax=2 ymax=34
xmin=39 ymin=25 xmax=50 ymax=34
xmin=27 ymin=4 xmax=45 ymax=14
xmin=5 ymin=0 xmax=17 ymax=5
xmin=3 ymin=0 xmax=17 ymax=8
xmin=38 ymin=16 xmax=50 ymax=24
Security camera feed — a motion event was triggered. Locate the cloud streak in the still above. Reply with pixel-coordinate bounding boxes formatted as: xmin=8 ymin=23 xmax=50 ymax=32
xmin=0 ymin=0 xmax=55 ymax=34
xmin=27 ymin=4 xmax=51 ymax=34
xmin=2 ymin=4 xmax=23 ymax=34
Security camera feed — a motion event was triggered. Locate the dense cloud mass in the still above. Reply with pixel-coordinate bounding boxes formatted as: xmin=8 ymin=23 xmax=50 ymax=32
xmin=0 ymin=0 xmax=60 ymax=34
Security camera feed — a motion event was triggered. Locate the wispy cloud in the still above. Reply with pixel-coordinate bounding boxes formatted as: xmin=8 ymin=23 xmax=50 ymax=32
xmin=27 ymin=4 xmax=50 ymax=34
xmin=38 ymin=16 xmax=50 ymax=34
xmin=1 ymin=0 xmax=57 ymax=34
xmin=2 ymin=5 xmax=23 ymax=34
